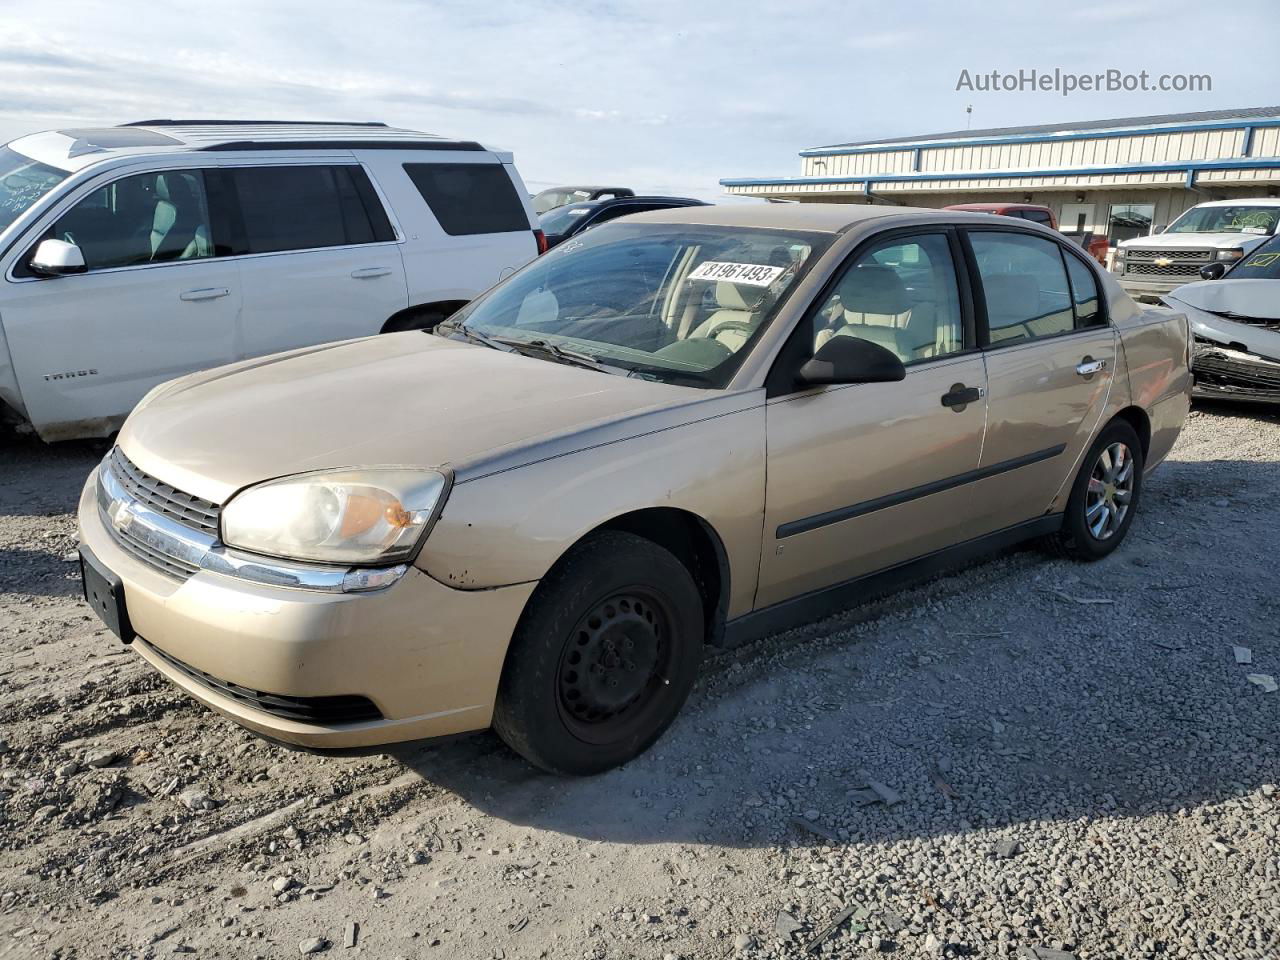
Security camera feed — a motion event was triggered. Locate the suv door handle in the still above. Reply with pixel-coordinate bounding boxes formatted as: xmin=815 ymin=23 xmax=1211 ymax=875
xmin=941 ymin=383 xmax=984 ymax=410
xmin=179 ymin=287 xmax=230 ymax=302
xmin=1076 ymin=356 xmax=1107 ymax=377
xmin=350 ymin=267 xmax=393 ymax=280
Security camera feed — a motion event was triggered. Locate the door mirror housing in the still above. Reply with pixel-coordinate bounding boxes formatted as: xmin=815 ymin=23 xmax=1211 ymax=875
xmin=797 ymin=335 xmax=907 ymax=387
xmin=29 ymin=239 xmax=86 ymax=277
xmin=1154 ymin=224 xmax=1168 ymax=235
xmin=1199 ymin=262 xmax=1227 ymax=281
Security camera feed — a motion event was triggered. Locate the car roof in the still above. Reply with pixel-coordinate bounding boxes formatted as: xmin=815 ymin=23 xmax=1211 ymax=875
xmin=7 ymin=121 xmax=490 ymax=172
xmin=945 ymin=202 xmax=1050 ymax=212
xmin=1192 ymin=197 xmax=1280 ymax=208
xmin=622 ymin=202 xmax=965 ymax=232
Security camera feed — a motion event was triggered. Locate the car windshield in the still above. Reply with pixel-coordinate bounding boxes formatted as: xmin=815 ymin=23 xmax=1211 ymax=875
xmin=1166 ymin=204 xmax=1280 ymax=236
xmin=0 ymin=146 xmax=68 ymax=234
xmin=445 ymin=222 xmax=832 ymax=387
xmin=539 ymin=201 xmax=598 ymax=235
xmin=533 ymin=188 xmax=595 ymax=215
xmin=1228 ymin=237 xmax=1280 ymax=280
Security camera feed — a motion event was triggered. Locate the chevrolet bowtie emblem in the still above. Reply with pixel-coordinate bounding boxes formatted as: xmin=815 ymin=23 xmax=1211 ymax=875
xmin=1153 ymin=257 xmax=1172 ymax=267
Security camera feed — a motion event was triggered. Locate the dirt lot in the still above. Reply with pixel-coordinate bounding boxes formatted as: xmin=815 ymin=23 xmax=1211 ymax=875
xmin=1 ymin=406 xmax=1278 ymax=960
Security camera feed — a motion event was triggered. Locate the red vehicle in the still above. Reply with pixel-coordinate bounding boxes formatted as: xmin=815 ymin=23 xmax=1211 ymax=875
xmin=943 ymin=202 xmax=1109 ymax=265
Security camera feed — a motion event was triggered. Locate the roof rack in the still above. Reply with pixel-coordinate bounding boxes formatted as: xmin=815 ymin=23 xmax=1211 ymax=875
xmin=120 ymin=119 xmax=389 ymax=128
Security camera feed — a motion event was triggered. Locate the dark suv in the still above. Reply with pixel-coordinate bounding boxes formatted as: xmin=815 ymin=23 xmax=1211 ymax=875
xmin=538 ymin=196 xmax=708 ymax=251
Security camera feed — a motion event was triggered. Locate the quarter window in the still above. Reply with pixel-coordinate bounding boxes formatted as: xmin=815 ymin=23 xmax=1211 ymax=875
xmin=403 ymin=163 xmax=529 ymax=235
xmin=809 ymin=233 xmax=965 ymax=364
xmin=970 ymin=232 xmax=1074 ymax=344
xmin=50 ymin=169 xmax=214 ymax=271
xmin=1064 ymin=253 xmax=1103 ymax=327
xmin=229 ymin=165 xmax=392 ymax=254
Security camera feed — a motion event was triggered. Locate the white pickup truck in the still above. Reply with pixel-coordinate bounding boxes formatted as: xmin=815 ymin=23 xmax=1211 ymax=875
xmin=1113 ymin=198 xmax=1280 ymax=302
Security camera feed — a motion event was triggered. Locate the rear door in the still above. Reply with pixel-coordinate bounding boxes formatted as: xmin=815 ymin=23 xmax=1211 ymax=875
xmin=963 ymin=228 xmax=1117 ymax=529
xmin=224 ymin=161 xmax=408 ymax=358
xmin=757 ymin=229 xmax=990 ymax=608
xmin=1 ymin=164 xmax=241 ymax=437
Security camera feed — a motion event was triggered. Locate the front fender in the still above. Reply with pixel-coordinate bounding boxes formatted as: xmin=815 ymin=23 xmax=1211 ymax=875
xmin=416 ymin=400 xmax=767 ymax=621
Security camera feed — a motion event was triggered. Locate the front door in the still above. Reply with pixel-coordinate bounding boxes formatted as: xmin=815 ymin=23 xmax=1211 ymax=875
xmin=963 ymin=228 xmax=1117 ymax=530
xmin=1 ymin=167 xmax=240 ymax=438
xmin=757 ymin=230 xmax=990 ymax=608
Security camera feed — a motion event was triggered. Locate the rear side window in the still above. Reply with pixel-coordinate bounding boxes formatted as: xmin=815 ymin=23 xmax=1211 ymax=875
xmin=229 ymin=165 xmax=393 ymax=254
xmin=403 ymin=163 xmax=528 ymax=235
xmin=970 ymin=231 xmax=1074 ymax=344
xmin=1022 ymin=209 xmax=1053 ymax=226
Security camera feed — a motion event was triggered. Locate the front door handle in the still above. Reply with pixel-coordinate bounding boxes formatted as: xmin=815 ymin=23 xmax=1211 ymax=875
xmin=1076 ymin=356 xmax=1108 ymax=377
xmin=179 ymin=287 xmax=230 ymax=302
xmin=941 ymin=383 xmax=984 ymax=411
xmin=350 ymin=267 xmax=393 ymax=280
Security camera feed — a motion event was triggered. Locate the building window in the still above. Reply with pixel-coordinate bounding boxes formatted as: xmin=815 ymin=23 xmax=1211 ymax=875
xmin=1107 ymin=203 xmax=1156 ymax=245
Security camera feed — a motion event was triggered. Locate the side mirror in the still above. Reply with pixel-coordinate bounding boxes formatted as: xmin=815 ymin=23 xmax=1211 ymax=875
xmin=1199 ymin=262 xmax=1227 ymax=281
xmin=29 ymin=239 xmax=86 ymax=277
xmin=1154 ymin=224 xmax=1168 ymax=234
xmin=797 ymin=335 xmax=906 ymax=388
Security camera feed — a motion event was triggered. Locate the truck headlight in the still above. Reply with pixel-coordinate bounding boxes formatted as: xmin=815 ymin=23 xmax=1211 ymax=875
xmin=221 ymin=469 xmax=448 ymax=565
xmin=1114 ymin=248 xmax=1127 ymax=260
xmin=1216 ymin=249 xmax=1244 ymax=261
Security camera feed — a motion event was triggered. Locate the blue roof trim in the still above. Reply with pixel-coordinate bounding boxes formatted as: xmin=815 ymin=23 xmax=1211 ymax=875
xmin=800 ymin=116 xmax=1280 ymax=157
xmin=720 ymin=155 xmax=1280 ymax=188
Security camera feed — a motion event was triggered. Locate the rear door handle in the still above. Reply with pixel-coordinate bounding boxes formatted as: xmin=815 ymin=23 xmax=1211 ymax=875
xmin=350 ymin=267 xmax=393 ymax=280
xmin=1076 ymin=356 xmax=1107 ymax=377
xmin=179 ymin=287 xmax=230 ymax=302
xmin=941 ymin=383 xmax=984 ymax=410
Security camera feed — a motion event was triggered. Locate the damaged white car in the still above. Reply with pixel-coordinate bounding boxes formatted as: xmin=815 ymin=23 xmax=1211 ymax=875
xmin=1164 ymin=236 xmax=1280 ymax=403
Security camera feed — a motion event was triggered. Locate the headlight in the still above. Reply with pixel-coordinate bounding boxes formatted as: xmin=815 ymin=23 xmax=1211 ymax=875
xmin=1114 ymin=247 xmax=1127 ymax=260
xmin=221 ymin=469 xmax=448 ymax=564
xmin=1216 ymin=249 xmax=1244 ymax=261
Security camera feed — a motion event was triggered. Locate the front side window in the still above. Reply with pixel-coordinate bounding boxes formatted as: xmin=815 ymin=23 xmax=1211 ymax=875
xmin=1166 ymin=204 xmax=1280 ymax=236
xmin=51 ymin=169 xmax=214 ymax=270
xmin=970 ymin=231 xmax=1074 ymax=344
xmin=808 ymin=233 xmax=965 ymax=364
xmin=404 ymin=162 xmax=529 ymax=235
xmin=1107 ymin=203 xmax=1156 ymax=244
xmin=231 ymin=165 xmax=390 ymax=254
xmin=0 ymin=146 xmax=68 ymax=234
xmin=447 ymin=222 xmax=831 ymax=387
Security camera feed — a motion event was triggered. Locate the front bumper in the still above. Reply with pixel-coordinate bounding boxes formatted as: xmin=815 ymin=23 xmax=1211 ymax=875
xmin=1193 ymin=340 xmax=1280 ymax=404
xmin=78 ymin=471 xmax=536 ymax=748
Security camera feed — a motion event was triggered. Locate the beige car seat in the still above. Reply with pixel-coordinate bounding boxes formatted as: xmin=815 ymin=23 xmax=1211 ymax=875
xmin=687 ymin=282 xmax=760 ymax=352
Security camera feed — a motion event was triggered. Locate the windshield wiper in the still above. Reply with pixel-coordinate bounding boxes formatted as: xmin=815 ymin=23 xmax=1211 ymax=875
xmin=492 ymin=337 xmax=626 ymax=375
xmin=435 ymin=320 xmax=512 ymax=352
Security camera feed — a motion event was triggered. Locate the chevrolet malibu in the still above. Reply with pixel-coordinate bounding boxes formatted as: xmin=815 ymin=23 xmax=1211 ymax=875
xmin=77 ymin=205 xmax=1192 ymax=775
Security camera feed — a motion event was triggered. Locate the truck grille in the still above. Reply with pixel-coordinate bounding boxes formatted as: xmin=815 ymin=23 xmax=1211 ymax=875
xmin=144 ymin=640 xmax=384 ymax=725
xmin=1122 ymin=248 xmax=1214 ymax=281
xmin=109 ymin=448 xmax=221 ymax=535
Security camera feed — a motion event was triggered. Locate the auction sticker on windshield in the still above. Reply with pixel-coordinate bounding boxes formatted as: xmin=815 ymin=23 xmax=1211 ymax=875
xmin=689 ymin=261 xmax=784 ymax=286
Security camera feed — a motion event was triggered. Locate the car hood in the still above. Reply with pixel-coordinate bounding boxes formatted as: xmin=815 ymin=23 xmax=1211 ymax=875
xmin=119 ymin=333 xmax=708 ymax=504
xmin=1165 ymin=279 xmax=1280 ymax=362
xmin=1122 ymin=232 xmax=1267 ymax=250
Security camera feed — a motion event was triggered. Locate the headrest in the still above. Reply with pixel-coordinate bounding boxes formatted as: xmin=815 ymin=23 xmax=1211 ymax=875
xmin=837 ymin=264 xmax=908 ymax=315
xmin=982 ymin=273 xmax=1039 ymax=318
xmin=716 ymin=282 xmax=752 ymax=310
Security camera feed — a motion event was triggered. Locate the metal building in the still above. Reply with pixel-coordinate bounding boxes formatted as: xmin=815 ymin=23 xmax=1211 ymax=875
xmin=720 ymin=106 xmax=1280 ymax=247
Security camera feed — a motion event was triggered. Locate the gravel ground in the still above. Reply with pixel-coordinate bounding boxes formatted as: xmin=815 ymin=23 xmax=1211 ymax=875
xmin=1 ymin=404 xmax=1278 ymax=960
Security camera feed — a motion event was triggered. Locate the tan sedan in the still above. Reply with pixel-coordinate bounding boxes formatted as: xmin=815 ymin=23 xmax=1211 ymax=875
xmin=77 ymin=204 xmax=1191 ymax=774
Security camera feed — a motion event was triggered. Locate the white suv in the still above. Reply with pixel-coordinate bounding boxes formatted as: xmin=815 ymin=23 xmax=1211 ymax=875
xmin=0 ymin=121 xmax=543 ymax=441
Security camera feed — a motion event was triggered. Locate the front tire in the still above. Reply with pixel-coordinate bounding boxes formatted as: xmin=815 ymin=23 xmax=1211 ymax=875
xmin=1053 ymin=420 xmax=1144 ymax=561
xmin=492 ymin=531 xmax=704 ymax=775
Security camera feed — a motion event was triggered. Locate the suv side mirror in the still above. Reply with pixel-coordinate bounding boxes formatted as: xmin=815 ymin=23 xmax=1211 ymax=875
xmin=1199 ymin=262 xmax=1227 ymax=281
xmin=797 ymin=335 xmax=906 ymax=387
xmin=29 ymin=239 xmax=86 ymax=277
xmin=1154 ymin=224 xmax=1168 ymax=234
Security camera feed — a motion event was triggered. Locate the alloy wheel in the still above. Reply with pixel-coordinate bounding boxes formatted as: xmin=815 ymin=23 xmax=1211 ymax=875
xmin=1084 ymin=441 xmax=1135 ymax=541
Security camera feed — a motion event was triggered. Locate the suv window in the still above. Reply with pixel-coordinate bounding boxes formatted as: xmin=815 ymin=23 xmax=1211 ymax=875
xmin=809 ymin=233 xmax=965 ymax=365
xmin=403 ymin=163 xmax=528 ymax=235
xmin=970 ymin=232 xmax=1074 ymax=344
xmin=50 ymin=169 xmax=214 ymax=271
xmin=1021 ymin=209 xmax=1053 ymax=226
xmin=1064 ymin=253 xmax=1103 ymax=327
xmin=230 ymin=165 xmax=392 ymax=254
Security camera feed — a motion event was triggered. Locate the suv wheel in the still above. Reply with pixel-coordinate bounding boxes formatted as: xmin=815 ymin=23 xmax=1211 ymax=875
xmin=492 ymin=531 xmax=704 ymax=775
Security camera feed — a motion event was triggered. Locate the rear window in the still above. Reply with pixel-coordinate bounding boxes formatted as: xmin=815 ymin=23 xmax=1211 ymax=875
xmin=404 ymin=163 xmax=529 ymax=235
xmin=230 ymin=165 xmax=393 ymax=254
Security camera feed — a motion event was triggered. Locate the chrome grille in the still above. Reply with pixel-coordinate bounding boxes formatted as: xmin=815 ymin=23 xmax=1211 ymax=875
xmin=114 ymin=525 xmax=202 ymax=579
xmin=109 ymin=448 xmax=220 ymax=535
xmin=1125 ymin=262 xmax=1206 ymax=278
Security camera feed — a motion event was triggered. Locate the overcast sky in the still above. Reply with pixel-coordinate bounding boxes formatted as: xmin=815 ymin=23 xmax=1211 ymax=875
xmin=1 ymin=0 xmax=1275 ymax=200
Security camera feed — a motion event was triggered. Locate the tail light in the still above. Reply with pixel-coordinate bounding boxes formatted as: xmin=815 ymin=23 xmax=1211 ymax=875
xmin=533 ymin=229 xmax=549 ymax=255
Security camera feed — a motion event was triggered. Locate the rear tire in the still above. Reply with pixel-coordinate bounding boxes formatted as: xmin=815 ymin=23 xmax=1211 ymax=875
xmin=1052 ymin=420 xmax=1144 ymax=561
xmin=492 ymin=531 xmax=704 ymax=775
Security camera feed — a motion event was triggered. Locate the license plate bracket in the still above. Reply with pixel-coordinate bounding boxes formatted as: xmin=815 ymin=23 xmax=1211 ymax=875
xmin=80 ymin=545 xmax=135 ymax=643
